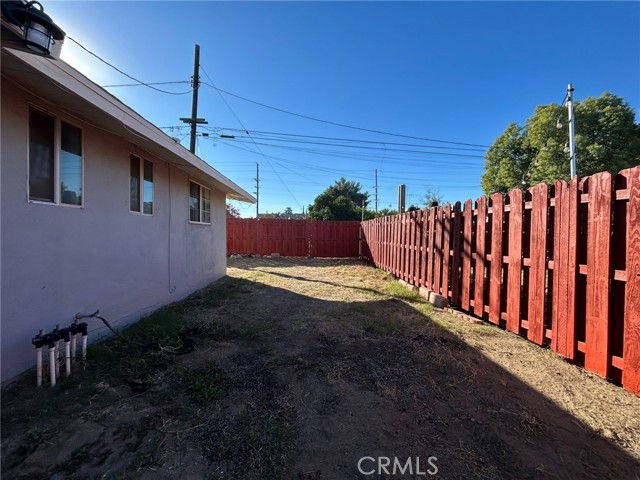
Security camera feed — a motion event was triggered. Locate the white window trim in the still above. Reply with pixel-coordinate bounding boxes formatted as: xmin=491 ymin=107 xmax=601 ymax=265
xmin=189 ymin=179 xmax=211 ymax=225
xmin=129 ymin=154 xmax=154 ymax=216
xmin=27 ymin=105 xmax=85 ymax=208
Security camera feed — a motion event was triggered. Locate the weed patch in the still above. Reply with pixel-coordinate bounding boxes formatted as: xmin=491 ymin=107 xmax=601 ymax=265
xmin=180 ymin=366 xmax=230 ymax=404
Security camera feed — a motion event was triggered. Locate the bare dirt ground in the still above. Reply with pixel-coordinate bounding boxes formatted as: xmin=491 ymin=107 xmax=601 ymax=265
xmin=2 ymin=257 xmax=639 ymax=479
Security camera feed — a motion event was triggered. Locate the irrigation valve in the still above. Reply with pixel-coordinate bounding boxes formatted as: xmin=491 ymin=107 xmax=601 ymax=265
xmin=33 ymin=318 xmax=89 ymax=388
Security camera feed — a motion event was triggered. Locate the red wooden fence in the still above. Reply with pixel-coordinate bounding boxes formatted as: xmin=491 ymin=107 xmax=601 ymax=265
xmin=361 ymin=166 xmax=640 ymax=396
xmin=227 ymin=218 xmax=361 ymax=258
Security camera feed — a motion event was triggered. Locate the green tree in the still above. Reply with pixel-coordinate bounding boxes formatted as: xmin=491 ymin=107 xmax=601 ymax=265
xmin=308 ymin=178 xmax=369 ymax=221
xmin=482 ymin=92 xmax=640 ymax=195
xmin=376 ymin=207 xmax=398 ymax=217
xmin=226 ymin=203 xmax=241 ymax=218
xmin=421 ymin=187 xmax=445 ymax=207
xmin=481 ymin=123 xmax=534 ymax=194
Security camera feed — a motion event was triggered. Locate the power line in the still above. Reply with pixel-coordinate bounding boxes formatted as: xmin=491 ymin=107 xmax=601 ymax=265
xmin=216 ymin=127 xmax=486 ymax=152
xmin=200 ymin=66 xmax=302 ymax=209
xmin=66 ymin=36 xmax=193 ymax=95
xmin=217 ymin=138 xmax=482 ymax=187
xmin=217 ymin=138 xmax=483 ymax=166
xmin=200 ymin=82 xmax=490 ymax=148
xmin=102 ymin=81 xmax=190 ymax=88
xmin=225 ymin=136 xmax=484 ymax=158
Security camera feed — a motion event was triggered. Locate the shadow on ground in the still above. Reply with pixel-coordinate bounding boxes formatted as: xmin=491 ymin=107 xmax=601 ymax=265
xmin=2 ymin=257 xmax=638 ymax=479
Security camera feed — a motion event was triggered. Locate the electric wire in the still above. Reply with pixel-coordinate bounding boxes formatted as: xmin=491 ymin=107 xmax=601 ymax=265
xmin=215 ymin=128 xmax=487 ymax=152
xmin=217 ymin=140 xmax=481 ymax=187
xmin=66 ymin=36 xmax=193 ymax=95
xmin=102 ymin=81 xmax=191 ymax=88
xmin=200 ymin=66 xmax=302 ymax=209
xmin=200 ymin=82 xmax=490 ymax=148
xmin=224 ymin=137 xmax=484 ymax=158
xmin=217 ymin=137 xmax=482 ymax=167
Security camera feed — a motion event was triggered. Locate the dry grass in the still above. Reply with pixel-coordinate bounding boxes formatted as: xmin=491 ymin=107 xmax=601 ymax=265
xmin=2 ymin=256 xmax=639 ymax=479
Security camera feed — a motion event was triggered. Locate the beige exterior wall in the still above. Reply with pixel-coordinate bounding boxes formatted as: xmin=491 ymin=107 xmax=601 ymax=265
xmin=1 ymin=79 xmax=227 ymax=383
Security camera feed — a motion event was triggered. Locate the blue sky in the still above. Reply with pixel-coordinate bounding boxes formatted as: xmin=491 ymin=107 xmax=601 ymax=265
xmin=45 ymin=1 xmax=639 ymax=216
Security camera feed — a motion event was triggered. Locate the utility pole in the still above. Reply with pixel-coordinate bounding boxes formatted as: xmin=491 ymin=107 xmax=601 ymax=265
xmin=567 ymin=83 xmax=577 ymax=178
xmin=398 ymin=184 xmax=406 ymax=214
xmin=255 ymin=163 xmax=259 ymax=218
xmin=359 ymin=200 xmax=364 ymax=259
xmin=180 ymin=44 xmax=207 ymax=154
xmin=374 ymin=169 xmax=378 ymax=212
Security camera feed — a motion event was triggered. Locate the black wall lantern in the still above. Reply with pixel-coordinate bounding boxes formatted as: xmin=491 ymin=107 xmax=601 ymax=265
xmin=1 ymin=1 xmax=65 ymax=56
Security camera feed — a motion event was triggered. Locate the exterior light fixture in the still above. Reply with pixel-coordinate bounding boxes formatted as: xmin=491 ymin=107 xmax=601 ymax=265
xmin=1 ymin=1 xmax=65 ymax=56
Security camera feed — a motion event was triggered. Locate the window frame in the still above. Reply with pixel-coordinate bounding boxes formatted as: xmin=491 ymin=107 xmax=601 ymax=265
xmin=188 ymin=179 xmax=211 ymax=225
xmin=129 ymin=154 xmax=154 ymax=216
xmin=27 ymin=105 xmax=84 ymax=208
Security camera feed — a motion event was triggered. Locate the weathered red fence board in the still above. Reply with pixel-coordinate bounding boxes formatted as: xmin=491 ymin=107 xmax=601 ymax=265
xmin=442 ymin=205 xmax=452 ymax=298
xmin=227 ymin=219 xmax=360 ymax=258
xmin=489 ymin=193 xmax=503 ymax=325
xmin=527 ymin=183 xmax=548 ymax=345
xmin=461 ymin=200 xmax=473 ymax=311
xmin=507 ymin=189 xmax=523 ymax=334
xmin=552 ymin=180 xmax=570 ymax=356
xmin=474 ymin=196 xmax=487 ymax=318
xmin=360 ymin=165 xmax=640 ymax=397
xmin=585 ymin=172 xmax=613 ymax=377
xmin=624 ymin=167 xmax=640 ymax=394
xmin=451 ymin=202 xmax=462 ymax=305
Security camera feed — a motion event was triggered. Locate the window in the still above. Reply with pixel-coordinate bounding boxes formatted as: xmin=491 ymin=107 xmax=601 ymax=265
xmin=130 ymin=155 xmax=153 ymax=214
xmin=189 ymin=180 xmax=210 ymax=224
xmin=28 ymin=108 xmax=83 ymax=206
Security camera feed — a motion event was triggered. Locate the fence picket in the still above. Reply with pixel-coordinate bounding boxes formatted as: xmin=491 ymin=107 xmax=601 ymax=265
xmin=552 ymin=181 xmax=570 ymax=356
xmin=624 ymin=167 xmax=640 ymax=395
xmin=527 ymin=184 xmax=548 ymax=345
xmin=461 ymin=200 xmax=473 ymax=311
xmin=474 ymin=196 xmax=487 ymax=318
xmin=489 ymin=193 xmax=504 ymax=325
xmin=434 ymin=208 xmax=443 ymax=294
xmin=585 ymin=172 xmax=613 ymax=377
xmin=507 ymin=189 xmax=523 ymax=334
xmin=451 ymin=202 xmax=462 ymax=305
xmin=442 ymin=205 xmax=452 ymax=300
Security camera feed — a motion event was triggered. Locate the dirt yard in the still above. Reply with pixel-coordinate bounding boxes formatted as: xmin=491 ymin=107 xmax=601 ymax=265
xmin=2 ymin=257 xmax=639 ymax=479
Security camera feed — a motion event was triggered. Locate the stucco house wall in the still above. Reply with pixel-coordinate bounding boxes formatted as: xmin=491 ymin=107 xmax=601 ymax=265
xmin=1 ymin=50 xmax=252 ymax=384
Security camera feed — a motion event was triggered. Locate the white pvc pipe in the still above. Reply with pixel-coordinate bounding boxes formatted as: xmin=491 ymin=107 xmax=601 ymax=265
xmin=49 ymin=346 xmax=56 ymax=387
xmin=55 ymin=340 xmax=61 ymax=379
xmin=65 ymin=340 xmax=71 ymax=377
xmin=82 ymin=334 xmax=87 ymax=362
xmin=36 ymin=346 xmax=42 ymax=387
xmin=71 ymin=333 xmax=77 ymax=361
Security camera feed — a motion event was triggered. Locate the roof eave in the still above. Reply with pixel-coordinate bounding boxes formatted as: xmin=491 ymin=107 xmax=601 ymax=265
xmin=1 ymin=45 xmax=256 ymax=204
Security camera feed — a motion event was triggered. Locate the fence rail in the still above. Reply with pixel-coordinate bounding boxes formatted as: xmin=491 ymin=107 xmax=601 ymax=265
xmin=361 ymin=166 xmax=640 ymax=396
xmin=227 ymin=218 xmax=361 ymax=258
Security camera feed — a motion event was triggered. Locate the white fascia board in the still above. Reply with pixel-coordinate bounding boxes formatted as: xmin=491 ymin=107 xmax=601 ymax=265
xmin=2 ymin=46 xmax=256 ymax=203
